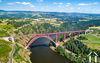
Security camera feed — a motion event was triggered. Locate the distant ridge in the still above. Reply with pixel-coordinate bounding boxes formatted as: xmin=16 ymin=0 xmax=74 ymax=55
xmin=0 ymin=9 xmax=100 ymax=15
xmin=0 ymin=10 xmax=6 ymax=12
xmin=0 ymin=9 xmax=100 ymax=18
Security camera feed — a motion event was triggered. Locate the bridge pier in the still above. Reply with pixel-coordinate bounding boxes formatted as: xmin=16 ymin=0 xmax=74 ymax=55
xmin=24 ymin=37 xmax=26 ymax=47
xmin=25 ymin=46 xmax=28 ymax=49
xmin=55 ymin=43 xmax=59 ymax=48
xmin=63 ymin=33 xmax=66 ymax=42
xmin=55 ymin=34 xmax=57 ymax=43
xmin=70 ymin=33 xmax=73 ymax=38
xmin=78 ymin=32 xmax=80 ymax=37
xmin=85 ymin=31 xmax=87 ymax=34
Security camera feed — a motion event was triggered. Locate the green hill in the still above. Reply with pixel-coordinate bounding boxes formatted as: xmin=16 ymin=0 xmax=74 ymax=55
xmin=0 ymin=39 xmax=13 ymax=63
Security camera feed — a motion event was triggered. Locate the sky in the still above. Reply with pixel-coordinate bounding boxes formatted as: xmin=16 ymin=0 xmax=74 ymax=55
xmin=0 ymin=0 xmax=100 ymax=14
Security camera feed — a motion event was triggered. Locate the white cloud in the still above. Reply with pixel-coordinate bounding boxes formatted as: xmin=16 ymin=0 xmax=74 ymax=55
xmin=67 ymin=3 xmax=71 ymax=5
xmin=29 ymin=4 xmax=35 ymax=7
xmin=34 ymin=8 xmax=37 ymax=9
xmin=21 ymin=2 xmax=30 ymax=5
xmin=66 ymin=5 xmax=69 ymax=7
xmin=71 ymin=8 xmax=73 ymax=9
xmin=53 ymin=2 xmax=57 ymax=4
xmin=7 ymin=2 xmax=35 ymax=7
xmin=21 ymin=2 xmax=35 ymax=7
xmin=64 ymin=9 xmax=67 ymax=10
xmin=15 ymin=2 xmax=20 ymax=4
xmin=37 ymin=0 xmax=43 ymax=2
xmin=41 ymin=7 xmax=44 ymax=9
xmin=76 ymin=3 xmax=92 ymax=6
xmin=58 ymin=6 xmax=61 ymax=7
xmin=93 ymin=2 xmax=99 ymax=5
xmin=97 ymin=10 xmax=100 ymax=11
xmin=62 ymin=6 xmax=64 ymax=7
xmin=77 ymin=8 xmax=81 ymax=10
xmin=0 ymin=0 xmax=1 ymax=2
xmin=47 ymin=6 xmax=49 ymax=8
xmin=58 ymin=6 xmax=64 ymax=7
xmin=59 ymin=3 xmax=63 ymax=5
xmin=7 ymin=3 xmax=14 ymax=5
xmin=65 ymin=3 xmax=70 ymax=7
xmin=39 ymin=3 xmax=41 ymax=5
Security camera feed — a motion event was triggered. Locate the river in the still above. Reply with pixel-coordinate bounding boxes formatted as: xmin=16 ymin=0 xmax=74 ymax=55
xmin=29 ymin=35 xmax=75 ymax=63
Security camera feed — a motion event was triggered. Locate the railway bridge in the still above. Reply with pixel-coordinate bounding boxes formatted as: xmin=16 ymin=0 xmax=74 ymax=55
xmin=13 ymin=30 xmax=86 ymax=49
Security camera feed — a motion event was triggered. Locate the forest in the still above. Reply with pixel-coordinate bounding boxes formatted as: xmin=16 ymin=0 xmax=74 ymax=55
xmin=56 ymin=46 xmax=86 ymax=63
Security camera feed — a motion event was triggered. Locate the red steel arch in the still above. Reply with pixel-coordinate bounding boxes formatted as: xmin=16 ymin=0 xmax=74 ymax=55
xmin=25 ymin=35 xmax=55 ymax=49
xmin=13 ymin=30 xmax=86 ymax=49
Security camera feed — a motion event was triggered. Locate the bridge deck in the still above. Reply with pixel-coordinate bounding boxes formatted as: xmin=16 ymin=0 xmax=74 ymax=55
xmin=13 ymin=30 xmax=85 ymax=38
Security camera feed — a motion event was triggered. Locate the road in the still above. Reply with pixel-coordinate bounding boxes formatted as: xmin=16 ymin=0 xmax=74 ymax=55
xmin=10 ymin=42 xmax=17 ymax=63
xmin=90 ymin=34 xmax=100 ymax=38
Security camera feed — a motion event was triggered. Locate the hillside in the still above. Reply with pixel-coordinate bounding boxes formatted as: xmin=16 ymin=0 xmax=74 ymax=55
xmin=14 ymin=23 xmax=64 ymax=35
xmin=0 ymin=39 xmax=13 ymax=63
xmin=0 ymin=24 xmax=15 ymax=37
xmin=77 ymin=20 xmax=100 ymax=30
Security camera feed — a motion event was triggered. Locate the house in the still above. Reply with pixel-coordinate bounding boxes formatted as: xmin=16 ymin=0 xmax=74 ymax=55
xmin=88 ymin=51 xmax=98 ymax=62
xmin=85 ymin=29 xmax=93 ymax=34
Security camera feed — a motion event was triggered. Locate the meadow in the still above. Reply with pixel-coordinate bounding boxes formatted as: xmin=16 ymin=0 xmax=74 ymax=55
xmin=83 ymin=34 xmax=100 ymax=41
xmin=84 ymin=43 xmax=100 ymax=50
xmin=0 ymin=39 xmax=13 ymax=63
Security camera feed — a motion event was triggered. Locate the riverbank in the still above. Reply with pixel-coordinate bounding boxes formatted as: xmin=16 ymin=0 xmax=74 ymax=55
xmin=49 ymin=36 xmax=87 ymax=63
xmin=49 ymin=46 xmax=56 ymax=52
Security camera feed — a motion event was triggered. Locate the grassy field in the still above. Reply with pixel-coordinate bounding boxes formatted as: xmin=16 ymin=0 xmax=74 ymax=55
xmin=13 ymin=44 xmax=27 ymax=63
xmin=0 ymin=39 xmax=13 ymax=63
xmin=0 ymin=24 xmax=15 ymax=37
xmin=0 ymin=23 xmax=7 ymax=26
xmin=83 ymin=43 xmax=100 ymax=50
xmin=83 ymin=34 xmax=100 ymax=41
xmin=89 ymin=26 xmax=100 ymax=30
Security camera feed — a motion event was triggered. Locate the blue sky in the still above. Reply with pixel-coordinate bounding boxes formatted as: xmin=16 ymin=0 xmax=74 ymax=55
xmin=0 ymin=0 xmax=100 ymax=14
